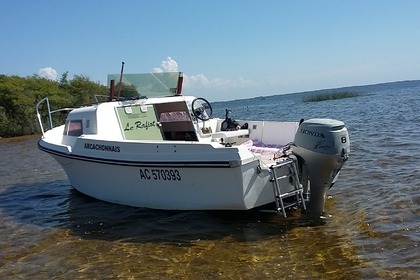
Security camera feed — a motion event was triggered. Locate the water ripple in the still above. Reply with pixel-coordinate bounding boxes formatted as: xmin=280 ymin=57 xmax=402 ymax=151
xmin=1 ymin=83 xmax=420 ymax=279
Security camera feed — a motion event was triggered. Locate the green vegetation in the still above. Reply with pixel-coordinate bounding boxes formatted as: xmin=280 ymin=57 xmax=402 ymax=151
xmin=115 ymin=82 xmax=140 ymax=97
xmin=0 ymin=74 xmax=108 ymax=137
xmin=303 ymin=91 xmax=361 ymax=102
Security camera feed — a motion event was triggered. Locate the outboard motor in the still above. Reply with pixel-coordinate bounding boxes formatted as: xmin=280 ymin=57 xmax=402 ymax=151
xmin=292 ymin=119 xmax=350 ymax=215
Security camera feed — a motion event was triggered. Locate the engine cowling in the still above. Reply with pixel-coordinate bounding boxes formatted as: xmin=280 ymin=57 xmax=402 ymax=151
xmin=292 ymin=118 xmax=350 ymax=215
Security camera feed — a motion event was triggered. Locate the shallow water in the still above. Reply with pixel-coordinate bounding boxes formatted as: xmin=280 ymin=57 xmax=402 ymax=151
xmin=1 ymin=82 xmax=419 ymax=279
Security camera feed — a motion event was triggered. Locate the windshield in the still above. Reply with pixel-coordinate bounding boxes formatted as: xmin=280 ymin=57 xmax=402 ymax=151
xmin=107 ymin=72 xmax=182 ymax=98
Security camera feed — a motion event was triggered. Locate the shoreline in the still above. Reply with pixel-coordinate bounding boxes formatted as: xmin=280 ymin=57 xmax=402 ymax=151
xmin=0 ymin=134 xmax=40 ymax=143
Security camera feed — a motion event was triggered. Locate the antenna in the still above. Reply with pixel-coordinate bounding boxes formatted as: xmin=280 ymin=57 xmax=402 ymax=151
xmin=116 ymin=61 xmax=125 ymax=99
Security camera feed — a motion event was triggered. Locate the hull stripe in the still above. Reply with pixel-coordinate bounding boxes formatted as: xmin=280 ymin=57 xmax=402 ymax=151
xmin=38 ymin=142 xmax=237 ymax=168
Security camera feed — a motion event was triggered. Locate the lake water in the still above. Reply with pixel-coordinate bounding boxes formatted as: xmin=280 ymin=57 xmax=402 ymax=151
xmin=0 ymin=82 xmax=419 ymax=279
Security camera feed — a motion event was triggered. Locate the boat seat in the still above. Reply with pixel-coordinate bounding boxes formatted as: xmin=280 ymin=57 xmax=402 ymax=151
xmin=155 ymin=101 xmax=198 ymax=141
xmin=240 ymin=139 xmax=289 ymax=156
xmin=212 ymin=129 xmax=249 ymax=139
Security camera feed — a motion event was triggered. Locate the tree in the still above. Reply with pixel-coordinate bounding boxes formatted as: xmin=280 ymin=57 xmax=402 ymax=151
xmin=0 ymin=74 xmax=108 ymax=137
xmin=59 ymin=71 xmax=69 ymax=88
xmin=68 ymin=75 xmax=108 ymax=105
xmin=115 ymin=82 xmax=139 ymax=98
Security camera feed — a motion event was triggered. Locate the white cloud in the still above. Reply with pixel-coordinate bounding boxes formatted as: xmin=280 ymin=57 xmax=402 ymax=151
xmin=182 ymin=73 xmax=263 ymax=101
xmin=152 ymin=57 xmax=179 ymax=73
xmin=185 ymin=74 xmax=209 ymax=86
xmin=38 ymin=67 xmax=57 ymax=80
xmin=151 ymin=57 xmax=261 ymax=100
xmin=184 ymin=73 xmax=259 ymax=92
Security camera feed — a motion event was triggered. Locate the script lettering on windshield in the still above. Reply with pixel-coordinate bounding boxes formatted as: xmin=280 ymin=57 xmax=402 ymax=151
xmin=124 ymin=120 xmax=157 ymax=131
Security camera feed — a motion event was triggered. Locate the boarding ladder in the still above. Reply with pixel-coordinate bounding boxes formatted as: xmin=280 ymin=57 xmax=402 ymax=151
xmin=270 ymin=157 xmax=306 ymax=217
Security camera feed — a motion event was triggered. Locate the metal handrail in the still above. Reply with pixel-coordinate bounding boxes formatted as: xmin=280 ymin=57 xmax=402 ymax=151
xmin=36 ymin=97 xmax=74 ymax=136
xmin=94 ymin=94 xmax=109 ymax=103
xmin=36 ymin=97 xmax=51 ymax=137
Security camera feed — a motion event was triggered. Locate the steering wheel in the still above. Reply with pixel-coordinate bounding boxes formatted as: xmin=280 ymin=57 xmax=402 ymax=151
xmin=191 ymin=98 xmax=213 ymax=121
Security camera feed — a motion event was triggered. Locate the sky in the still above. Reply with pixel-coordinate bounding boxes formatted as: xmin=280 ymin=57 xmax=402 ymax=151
xmin=1 ymin=1 xmax=420 ymax=101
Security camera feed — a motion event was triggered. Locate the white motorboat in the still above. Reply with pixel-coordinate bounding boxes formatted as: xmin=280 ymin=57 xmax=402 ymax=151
xmin=36 ymin=72 xmax=350 ymax=216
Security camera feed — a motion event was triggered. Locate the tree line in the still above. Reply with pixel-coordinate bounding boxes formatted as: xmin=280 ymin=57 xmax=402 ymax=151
xmin=0 ymin=73 xmax=108 ymax=137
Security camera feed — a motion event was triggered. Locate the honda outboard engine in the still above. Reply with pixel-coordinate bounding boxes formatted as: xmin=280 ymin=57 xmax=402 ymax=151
xmin=292 ymin=119 xmax=350 ymax=215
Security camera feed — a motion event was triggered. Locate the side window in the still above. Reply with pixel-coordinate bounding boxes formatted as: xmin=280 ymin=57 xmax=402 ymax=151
xmin=64 ymin=120 xmax=83 ymax=136
xmin=159 ymin=111 xmax=191 ymax=122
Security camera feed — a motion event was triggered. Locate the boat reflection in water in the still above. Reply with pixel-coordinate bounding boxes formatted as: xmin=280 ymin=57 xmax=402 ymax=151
xmin=61 ymin=187 xmax=365 ymax=278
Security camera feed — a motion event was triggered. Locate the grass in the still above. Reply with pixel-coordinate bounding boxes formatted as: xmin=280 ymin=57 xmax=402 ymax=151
xmin=303 ymin=91 xmax=361 ymax=102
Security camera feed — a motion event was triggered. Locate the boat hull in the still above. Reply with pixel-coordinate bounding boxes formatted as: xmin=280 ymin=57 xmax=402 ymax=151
xmin=40 ymin=141 xmax=286 ymax=210
xmin=35 ymin=78 xmax=349 ymax=214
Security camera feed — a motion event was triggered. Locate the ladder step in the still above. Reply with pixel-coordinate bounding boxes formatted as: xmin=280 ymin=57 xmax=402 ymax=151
xmin=270 ymin=173 xmax=294 ymax=182
xmin=270 ymin=159 xmax=294 ymax=169
xmin=277 ymin=190 xmax=303 ymax=199
xmin=276 ymin=201 xmax=301 ymax=210
xmin=278 ymin=187 xmax=303 ymax=195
